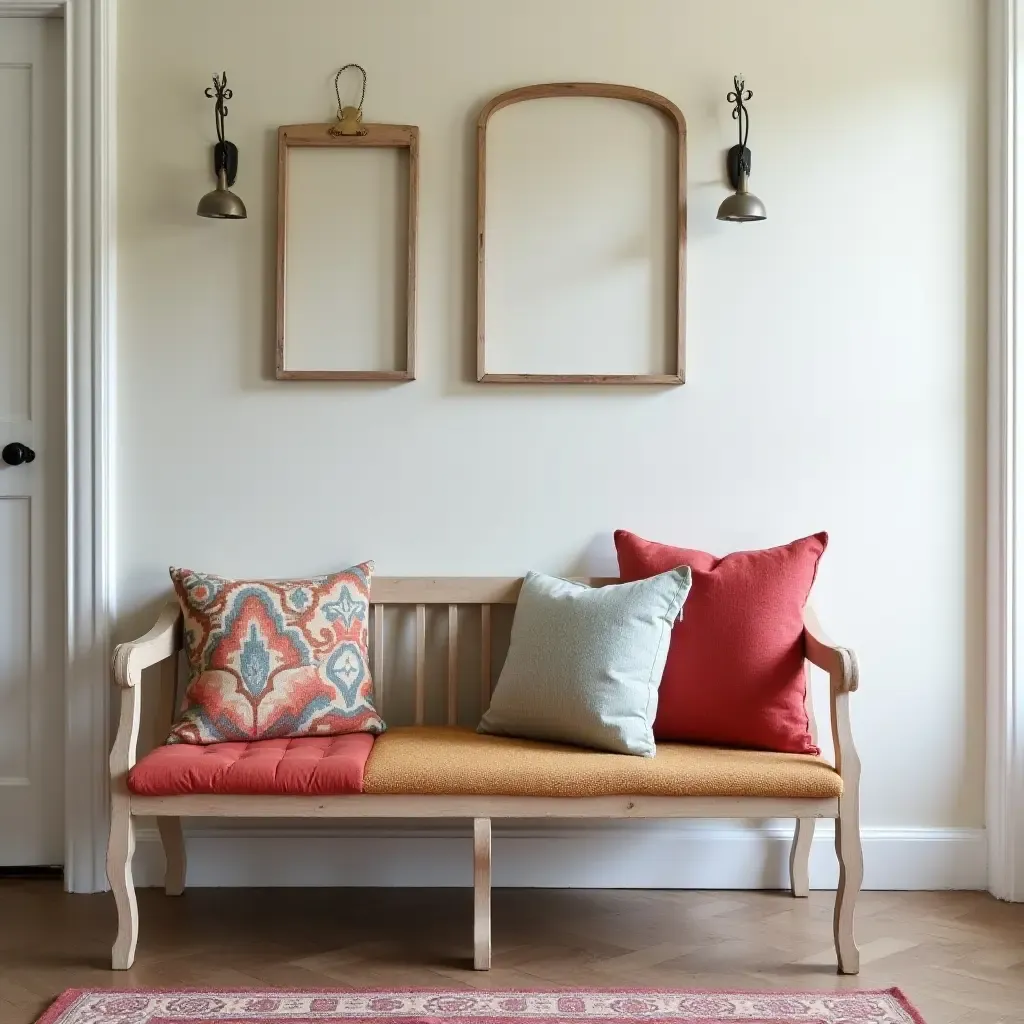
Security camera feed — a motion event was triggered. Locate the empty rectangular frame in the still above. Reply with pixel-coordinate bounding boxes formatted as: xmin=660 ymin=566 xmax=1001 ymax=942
xmin=276 ymin=122 xmax=419 ymax=380
xmin=476 ymin=83 xmax=686 ymax=384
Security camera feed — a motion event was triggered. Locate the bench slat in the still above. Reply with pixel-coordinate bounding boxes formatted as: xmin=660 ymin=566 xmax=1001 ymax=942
xmin=448 ymin=604 xmax=458 ymax=726
xmin=415 ymin=603 xmax=426 ymax=725
xmin=373 ymin=603 xmax=385 ymax=716
xmin=481 ymin=604 xmax=491 ymax=712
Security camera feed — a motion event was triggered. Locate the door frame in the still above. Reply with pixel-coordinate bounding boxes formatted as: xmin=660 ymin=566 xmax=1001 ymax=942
xmin=989 ymin=0 xmax=1024 ymax=902
xmin=0 ymin=0 xmax=114 ymax=892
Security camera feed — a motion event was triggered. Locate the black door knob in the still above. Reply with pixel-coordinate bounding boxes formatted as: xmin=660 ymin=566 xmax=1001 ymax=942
xmin=2 ymin=442 xmax=35 ymax=466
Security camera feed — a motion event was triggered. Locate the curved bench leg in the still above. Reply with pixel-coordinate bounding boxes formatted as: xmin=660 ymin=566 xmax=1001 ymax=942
xmin=789 ymin=818 xmax=814 ymax=897
xmin=834 ymin=793 xmax=862 ymax=974
xmin=473 ymin=817 xmax=491 ymax=970
xmin=107 ymin=795 xmax=138 ymax=970
xmin=157 ymin=817 xmax=186 ymax=896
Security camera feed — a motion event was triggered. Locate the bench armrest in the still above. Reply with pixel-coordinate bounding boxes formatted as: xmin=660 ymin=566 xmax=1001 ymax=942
xmin=112 ymin=601 xmax=182 ymax=688
xmin=110 ymin=601 xmax=183 ymax=781
xmin=802 ymin=606 xmax=861 ymax=787
xmin=803 ymin=605 xmax=859 ymax=694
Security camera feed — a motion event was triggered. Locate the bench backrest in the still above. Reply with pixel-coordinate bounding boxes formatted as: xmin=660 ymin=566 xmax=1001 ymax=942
xmin=367 ymin=577 xmax=616 ymax=726
xmin=156 ymin=576 xmax=816 ymax=740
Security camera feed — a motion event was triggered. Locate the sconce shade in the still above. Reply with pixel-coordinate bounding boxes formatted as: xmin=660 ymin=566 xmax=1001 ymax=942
xmin=198 ymin=76 xmax=245 ymax=220
xmin=716 ymin=171 xmax=766 ymax=223
xmin=719 ymin=79 xmax=766 ymax=223
xmin=197 ymin=167 xmax=247 ymax=219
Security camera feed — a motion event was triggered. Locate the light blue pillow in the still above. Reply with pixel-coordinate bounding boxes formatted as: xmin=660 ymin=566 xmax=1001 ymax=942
xmin=478 ymin=568 xmax=692 ymax=756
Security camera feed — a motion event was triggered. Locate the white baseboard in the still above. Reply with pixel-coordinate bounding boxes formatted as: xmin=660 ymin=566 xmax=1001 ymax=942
xmin=132 ymin=822 xmax=987 ymax=891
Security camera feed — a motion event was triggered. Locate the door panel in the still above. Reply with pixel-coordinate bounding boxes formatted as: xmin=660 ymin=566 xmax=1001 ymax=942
xmin=0 ymin=63 xmax=30 ymax=421
xmin=0 ymin=497 xmax=30 ymax=782
xmin=0 ymin=16 xmax=64 ymax=866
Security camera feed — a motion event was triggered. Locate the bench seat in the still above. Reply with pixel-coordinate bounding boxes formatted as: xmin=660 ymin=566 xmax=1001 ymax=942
xmin=128 ymin=733 xmax=374 ymax=796
xmin=362 ymin=726 xmax=843 ymax=799
xmin=126 ymin=725 xmax=842 ymax=800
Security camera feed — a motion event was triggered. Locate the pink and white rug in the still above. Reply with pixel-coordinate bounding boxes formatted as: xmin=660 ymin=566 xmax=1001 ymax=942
xmin=39 ymin=990 xmax=926 ymax=1024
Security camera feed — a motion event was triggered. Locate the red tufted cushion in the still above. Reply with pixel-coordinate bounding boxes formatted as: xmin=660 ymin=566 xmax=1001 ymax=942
xmin=127 ymin=733 xmax=374 ymax=796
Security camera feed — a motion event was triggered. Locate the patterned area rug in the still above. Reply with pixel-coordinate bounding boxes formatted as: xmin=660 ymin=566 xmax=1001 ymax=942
xmin=39 ymin=989 xmax=926 ymax=1024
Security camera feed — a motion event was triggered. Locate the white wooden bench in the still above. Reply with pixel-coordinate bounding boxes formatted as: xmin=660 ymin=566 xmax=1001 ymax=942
xmin=108 ymin=578 xmax=862 ymax=974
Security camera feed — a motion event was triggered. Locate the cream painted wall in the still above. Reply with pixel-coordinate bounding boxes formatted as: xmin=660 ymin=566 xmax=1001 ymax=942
xmin=117 ymin=0 xmax=986 ymax=833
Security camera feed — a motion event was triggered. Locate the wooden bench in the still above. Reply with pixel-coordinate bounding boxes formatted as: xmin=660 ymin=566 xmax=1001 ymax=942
xmin=107 ymin=577 xmax=862 ymax=974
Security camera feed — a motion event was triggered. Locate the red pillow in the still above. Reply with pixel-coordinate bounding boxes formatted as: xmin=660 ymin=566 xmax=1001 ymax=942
xmin=614 ymin=530 xmax=827 ymax=755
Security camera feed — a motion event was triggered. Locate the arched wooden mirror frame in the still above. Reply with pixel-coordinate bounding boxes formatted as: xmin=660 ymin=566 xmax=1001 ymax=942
xmin=476 ymin=83 xmax=687 ymax=384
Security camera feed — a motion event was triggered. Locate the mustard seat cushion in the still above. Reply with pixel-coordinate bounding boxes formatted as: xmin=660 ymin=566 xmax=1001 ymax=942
xmin=362 ymin=726 xmax=843 ymax=799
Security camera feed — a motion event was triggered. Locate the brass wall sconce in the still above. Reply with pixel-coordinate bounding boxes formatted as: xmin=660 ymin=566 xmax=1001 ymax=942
xmin=197 ymin=72 xmax=247 ymax=220
xmin=717 ymin=75 xmax=766 ymax=223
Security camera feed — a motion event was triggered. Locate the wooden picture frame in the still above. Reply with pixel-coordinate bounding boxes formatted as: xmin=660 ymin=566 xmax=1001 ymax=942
xmin=275 ymin=122 xmax=419 ymax=381
xmin=476 ymin=83 xmax=687 ymax=385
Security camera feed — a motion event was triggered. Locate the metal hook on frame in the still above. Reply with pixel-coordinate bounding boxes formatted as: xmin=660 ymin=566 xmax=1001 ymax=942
xmin=330 ymin=63 xmax=368 ymax=136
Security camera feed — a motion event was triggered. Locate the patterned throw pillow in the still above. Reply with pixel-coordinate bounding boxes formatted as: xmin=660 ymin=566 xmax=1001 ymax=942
xmin=167 ymin=563 xmax=385 ymax=744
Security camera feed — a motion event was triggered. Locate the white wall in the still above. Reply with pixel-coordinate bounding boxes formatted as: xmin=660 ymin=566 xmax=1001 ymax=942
xmin=116 ymin=0 xmax=987 ymax=882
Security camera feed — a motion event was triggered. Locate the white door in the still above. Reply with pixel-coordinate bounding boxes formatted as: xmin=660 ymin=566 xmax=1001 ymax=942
xmin=0 ymin=16 xmax=64 ymax=866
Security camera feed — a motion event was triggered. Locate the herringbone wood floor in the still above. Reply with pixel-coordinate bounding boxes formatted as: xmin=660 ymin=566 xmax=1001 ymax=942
xmin=1 ymin=883 xmax=1022 ymax=1024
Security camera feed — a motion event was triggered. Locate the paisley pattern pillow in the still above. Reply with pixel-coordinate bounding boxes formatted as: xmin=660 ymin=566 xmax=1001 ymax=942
xmin=167 ymin=563 xmax=385 ymax=744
